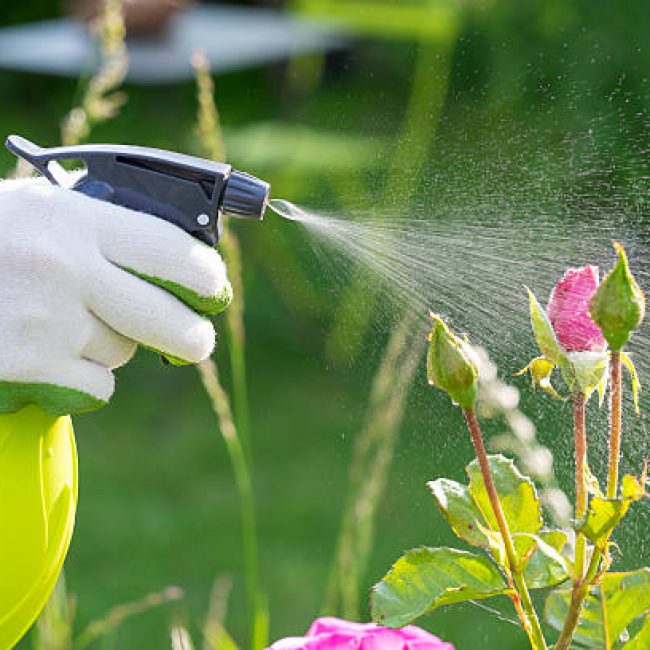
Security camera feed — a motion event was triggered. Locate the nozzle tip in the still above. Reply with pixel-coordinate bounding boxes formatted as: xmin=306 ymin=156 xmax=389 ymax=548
xmin=222 ymin=170 xmax=270 ymax=221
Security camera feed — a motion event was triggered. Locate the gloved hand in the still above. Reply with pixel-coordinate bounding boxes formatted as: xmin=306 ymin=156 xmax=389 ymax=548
xmin=0 ymin=175 xmax=233 ymax=415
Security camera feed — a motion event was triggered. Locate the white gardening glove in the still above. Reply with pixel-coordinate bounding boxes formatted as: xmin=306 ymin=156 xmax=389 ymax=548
xmin=0 ymin=176 xmax=232 ymax=415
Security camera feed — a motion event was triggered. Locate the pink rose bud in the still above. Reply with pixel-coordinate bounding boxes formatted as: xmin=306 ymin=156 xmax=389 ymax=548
xmin=547 ymin=265 xmax=606 ymax=353
xmin=268 ymin=617 xmax=454 ymax=650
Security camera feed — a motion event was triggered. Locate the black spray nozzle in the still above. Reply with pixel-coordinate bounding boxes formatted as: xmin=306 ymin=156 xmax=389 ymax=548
xmin=223 ymin=170 xmax=270 ymax=221
xmin=5 ymin=134 xmax=270 ymax=247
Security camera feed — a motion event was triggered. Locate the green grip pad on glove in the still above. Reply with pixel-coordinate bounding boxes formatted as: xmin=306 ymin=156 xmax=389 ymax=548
xmin=0 ymin=382 xmax=106 ymax=416
xmin=123 ymin=267 xmax=233 ymax=316
xmin=0 ymin=406 xmax=77 ymax=648
xmin=122 ymin=266 xmax=233 ymax=366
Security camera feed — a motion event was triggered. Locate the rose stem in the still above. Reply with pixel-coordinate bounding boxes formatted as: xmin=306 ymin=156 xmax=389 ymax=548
xmin=554 ymin=391 xmax=593 ymax=650
xmin=557 ymin=353 xmax=626 ymax=650
xmin=573 ymin=392 xmax=588 ymax=577
xmin=582 ymin=350 xmax=624 ymax=580
xmin=606 ymin=350 xmax=623 ymax=499
xmin=463 ymin=408 xmax=548 ymax=650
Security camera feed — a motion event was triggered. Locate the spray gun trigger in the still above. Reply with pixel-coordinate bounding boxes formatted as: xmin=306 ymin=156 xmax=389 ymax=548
xmin=72 ymin=177 xmax=115 ymax=201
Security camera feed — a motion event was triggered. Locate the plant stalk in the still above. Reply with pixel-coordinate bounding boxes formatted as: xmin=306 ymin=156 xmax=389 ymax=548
xmin=554 ymin=392 xmax=591 ymax=650
xmin=463 ymin=408 xmax=548 ymax=650
xmin=573 ymin=392 xmax=588 ymax=578
xmin=606 ymin=350 xmax=622 ymax=499
xmin=197 ymin=360 xmax=260 ymax=650
xmin=556 ymin=353 xmax=628 ymax=649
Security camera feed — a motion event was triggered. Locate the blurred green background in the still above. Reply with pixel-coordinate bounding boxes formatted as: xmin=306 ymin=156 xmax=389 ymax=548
xmin=1 ymin=1 xmax=649 ymax=648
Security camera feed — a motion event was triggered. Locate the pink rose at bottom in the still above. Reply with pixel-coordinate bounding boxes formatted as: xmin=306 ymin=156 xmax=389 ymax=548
xmin=268 ymin=617 xmax=454 ymax=650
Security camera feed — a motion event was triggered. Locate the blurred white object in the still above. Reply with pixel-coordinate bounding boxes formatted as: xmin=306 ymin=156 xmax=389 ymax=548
xmin=0 ymin=4 xmax=346 ymax=84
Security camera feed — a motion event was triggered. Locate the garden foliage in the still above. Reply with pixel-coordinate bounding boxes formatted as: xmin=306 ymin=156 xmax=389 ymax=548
xmin=372 ymin=243 xmax=648 ymax=650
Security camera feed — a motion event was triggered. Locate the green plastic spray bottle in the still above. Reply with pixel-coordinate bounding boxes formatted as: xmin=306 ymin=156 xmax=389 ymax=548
xmin=0 ymin=407 xmax=77 ymax=648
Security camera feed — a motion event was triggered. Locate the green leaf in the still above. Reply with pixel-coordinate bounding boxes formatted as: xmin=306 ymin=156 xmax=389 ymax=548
xmin=577 ymin=475 xmax=644 ymax=550
xmin=428 ymin=478 xmax=490 ymax=548
xmin=371 ymin=547 xmax=507 ymax=628
xmin=545 ymin=587 xmax=604 ymax=648
xmin=467 ymin=454 xmax=543 ymax=539
xmin=545 ymin=569 xmax=650 ymax=649
xmin=526 ymin=287 xmax=562 ymax=364
xmin=621 ymin=351 xmax=642 ymax=416
xmin=603 ymin=570 xmax=650 ymax=646
xmin=518 ymin=530 xmax=570 ymax=589
xmin=624 ymin=615 xmax=650 ymax=649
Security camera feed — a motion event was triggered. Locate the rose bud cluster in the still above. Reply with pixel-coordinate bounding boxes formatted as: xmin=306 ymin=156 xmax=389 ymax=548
xmin=521 ymin=242 xmax=644 ymax=399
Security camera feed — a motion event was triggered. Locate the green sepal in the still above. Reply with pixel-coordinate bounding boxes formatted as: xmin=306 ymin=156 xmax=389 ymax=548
xmin=559 ymin=351 xmax=609 ymax=399
xmin=589 ymin=241 xmax=645 ymax=351
xmin=621 ymin=351 xmax=642 ymax=416
xmin=526 ymin=287 xmax=562 ymax=364
xmin=515 ymin=356 xmax=566 ymax=401
xmin=371 ymin=547 xmax=508 ymax=628
xmin=0 ymin=381 xmax=106 ymax=416
xmin=597 ymin=365 xmax=609 ymax=407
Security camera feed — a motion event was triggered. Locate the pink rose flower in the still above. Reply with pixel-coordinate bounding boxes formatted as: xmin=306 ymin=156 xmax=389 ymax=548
xmin=547 ymin=265 xmax=606 ymax=353
xmin=268 ymin=617 xmax=454 ymax=650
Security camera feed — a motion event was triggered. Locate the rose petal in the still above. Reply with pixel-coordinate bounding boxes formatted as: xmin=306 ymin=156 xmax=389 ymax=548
xmin=547 ymin=265 xmax=606 ymax=353
xmin=271 ymin=618 xmax=454 ymax=650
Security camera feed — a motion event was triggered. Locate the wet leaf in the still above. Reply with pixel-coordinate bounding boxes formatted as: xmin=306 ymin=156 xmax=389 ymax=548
xmin=577 ymin=475 xmax=644 ymax=551
xmin=545 ymin=569 xmax=650 ymax=649
xmin=467 ymin=454 xmax=543 ymax=540
xmin=428 ymin=478 xmax=489 ymax=548
xmin=518 ymin=530 xmax=571 ymax=589
xmin=624 ymin=615 xmax=650 ymax=649
xmin=371 ymin=547 xmax=507 ymax=628
xmin=545 ymin=587 xmax=604 ymax=648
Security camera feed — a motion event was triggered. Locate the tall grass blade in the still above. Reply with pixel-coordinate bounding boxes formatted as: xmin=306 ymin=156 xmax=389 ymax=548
xmin=32 ymin=574 xmax=75 ymax=650
xmin=75 ymin=586 xmax=184 ymax=649
xmin=192 ymin=52 xmax=264 ymax=650
xmin=323 ymin=317 xmax=424 ymax=618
